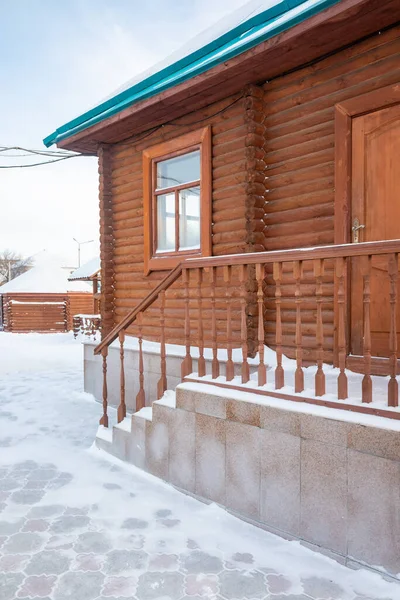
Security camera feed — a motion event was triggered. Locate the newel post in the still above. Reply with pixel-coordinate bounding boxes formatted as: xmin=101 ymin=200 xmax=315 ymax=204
xmin=100 ymin=347 xmax=109 ymax=428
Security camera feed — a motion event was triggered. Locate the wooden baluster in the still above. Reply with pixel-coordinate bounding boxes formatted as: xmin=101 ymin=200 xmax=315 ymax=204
xmin=256 ymin=263 xmax=266 ymax=386
xmin=388 ymin=253 xmax=399 ymax=407
xmin=210 ymin=266 xmax=220 ymax=379
xmin=117 ymin=331 xmax=126 ymax=422
xmin=100 ymin=347 xmax=109 ymax=427
xmin=239 ymin=264 xmax=249 ymax=383
xmin=362 ymin=256 xmax=372 ymax=403
xmin=294 ymin=260 xmax=304 ymax=393
xmin=335 ymin=257 xmax=348 ymax=400
xmin=181 ymin=269 xmax=193 ymax=379
xmin=157 ymin=290 xmax=167 ymax=399
xmin=136 ymin=312 xmax=145 ymax=411
xmin=197 ymin=269 xmax=206 ymax=377
xmin=224 ymin=265 xmax=234 ymax=381
xmin=314 ymin=259 xmax=326 ymax=396
xmin=273 ymin=262 xmax=284 ymax=389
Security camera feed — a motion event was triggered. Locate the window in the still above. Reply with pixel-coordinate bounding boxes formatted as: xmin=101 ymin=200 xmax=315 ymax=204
xmin=143 ymin=127 xmax=211 ymax=274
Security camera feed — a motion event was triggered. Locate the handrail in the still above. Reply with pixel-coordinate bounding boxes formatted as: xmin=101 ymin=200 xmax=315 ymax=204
xmin=94 ymin=238 xmax=400 ymax=355
xmin=94 ymin=263 xmax=183 ymax=354
xmin=182 ymin=239 xmax=400 ymax=268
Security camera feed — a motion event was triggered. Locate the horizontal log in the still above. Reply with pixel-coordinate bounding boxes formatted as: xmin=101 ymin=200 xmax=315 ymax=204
xmin=267 ymin=161 xmax=333 ymax=187
xmin=265 ymin=106 xmax=333 ymax=141
xmin=266 ymin=53 xmax=400 ymax=117
xmin=266 ymin=175 xmax=334 ymax=203
xmin=113 ymin=207 xmax=142 ymax=222
xmin=266 ymin=148 xmax=333 ymax=178
xmin=265 ymin=189 xmax=333 ymax=214
xmin=265 ymin=69 xmax=400 ymax=131
xmin=265 ymin=27 xmax=400 ymax=94
xmin=265 ymin=135 xmax=335 ymax=166
xmin=265 ymin=121 xmax=333 ymax=154
xmin=264 ymin=215 xmax=333 ymax=239
xmin=213 ymin=147 xmax=246 ymax=169
xmin=265 ymin=201 xmax=333 ymax=226
xmin=212 ymin=137 xmax=245 ymax=159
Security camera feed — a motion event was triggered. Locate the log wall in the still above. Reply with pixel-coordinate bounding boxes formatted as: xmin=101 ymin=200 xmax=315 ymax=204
xmin=100 ymin=87 xmax=267 ymax=351
xmin=98 ymin=25 xmax=400 ymax=362
xmin=1 ymin=292 xmax=93 ymax=333
xmin=68 ymin=293 xmax=95 ymax=329
xmin=262 ymin=24 xmax=400 ymax=362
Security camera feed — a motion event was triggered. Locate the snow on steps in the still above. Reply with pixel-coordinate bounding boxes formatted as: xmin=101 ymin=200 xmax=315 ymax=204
xmin=95 ymin=390 xmax=176 ymax=467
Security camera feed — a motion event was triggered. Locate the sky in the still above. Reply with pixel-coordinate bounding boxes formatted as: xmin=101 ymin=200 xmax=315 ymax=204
xmin=0 ymin=0 xmax=250 ymax=267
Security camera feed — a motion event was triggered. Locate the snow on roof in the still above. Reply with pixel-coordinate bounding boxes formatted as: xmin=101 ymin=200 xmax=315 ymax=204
xmin=0 ymin=254 xmax=91 ymax=294
xmin=44 ymin=0 xmax=335 ymax=147
xmin=68 ymin=257 xmax=100 ymax=281
xmin=101 ymin=1 xmax=279 ymax=103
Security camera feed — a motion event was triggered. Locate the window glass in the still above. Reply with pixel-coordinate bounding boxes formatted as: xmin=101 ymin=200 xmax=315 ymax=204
xmin=156 ymin=150 xmax=200 ymax=190
xmin=179 ymin=187 xmax=200 ymax=251
xmin=156 ymin=193 xmax=175 ymax=252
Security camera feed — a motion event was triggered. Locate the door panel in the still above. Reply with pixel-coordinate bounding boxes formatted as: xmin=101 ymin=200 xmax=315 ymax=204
xmin=351 ymin=103 xmax=400 ymax=356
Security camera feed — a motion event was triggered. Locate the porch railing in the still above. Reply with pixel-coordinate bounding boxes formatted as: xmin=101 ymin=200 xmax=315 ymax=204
xmin=94 ymin=240 xmax=400 ymax=425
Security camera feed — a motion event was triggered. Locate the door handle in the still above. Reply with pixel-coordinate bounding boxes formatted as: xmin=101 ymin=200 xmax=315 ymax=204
xmin=352 ymin=218 xmax=365 ymax=243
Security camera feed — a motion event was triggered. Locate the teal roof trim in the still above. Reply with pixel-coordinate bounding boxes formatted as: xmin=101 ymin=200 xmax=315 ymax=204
xmin=44 ymin=0 xmax=340 ymax=147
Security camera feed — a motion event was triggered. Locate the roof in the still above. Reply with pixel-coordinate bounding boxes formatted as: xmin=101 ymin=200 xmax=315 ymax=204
xmin=0 ymin=256 xmax=92 ymax=294
xmin=44 ymin=0 xmax=340 ymax=148
xmin=68 ymin=257 xmax=100 ymax=281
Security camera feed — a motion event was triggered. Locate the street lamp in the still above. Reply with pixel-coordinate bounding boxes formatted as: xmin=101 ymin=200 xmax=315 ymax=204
xmin=73 ymin=238 xmax=94 ymax=267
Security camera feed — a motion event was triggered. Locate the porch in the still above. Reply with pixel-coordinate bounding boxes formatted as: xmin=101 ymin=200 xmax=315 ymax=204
xmin=90 ymin=239 xmax=400 ymax=576
xmin=95 ymin=239 xmax=400 ymax=424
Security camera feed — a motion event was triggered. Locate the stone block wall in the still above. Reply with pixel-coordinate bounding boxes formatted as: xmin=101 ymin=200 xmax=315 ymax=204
xmin=98 ymin=382 xmax=400 ymax=577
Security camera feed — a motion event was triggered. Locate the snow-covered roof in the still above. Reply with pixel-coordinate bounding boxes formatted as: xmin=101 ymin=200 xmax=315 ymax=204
xmin=100 ymin=1 xmax=280 ymax=104
xmin=44 ymin=0 xmax=337 ymax=148
xmin=68 ymin=257 xmax=100 ymax=281
xmin=0 ymin=255 xmax=92 ymax=294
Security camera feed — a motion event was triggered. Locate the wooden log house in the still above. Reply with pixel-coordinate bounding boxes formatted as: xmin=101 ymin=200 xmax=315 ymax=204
xmin=68 ymin=257 xmax=102 ymax=337
xmin=45 ymin=0 xmax=400 ymax=574
xmin=0 ymin=258 xmax=93 ymax=333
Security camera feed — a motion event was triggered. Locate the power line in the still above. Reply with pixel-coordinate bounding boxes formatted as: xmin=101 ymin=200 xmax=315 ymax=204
xmin=0 ymin=145 xmax=86 ymax=168
xmin=1 ymin=93 xmax=244 ymax=165
xmin=0 ymin=145 xmax=79 ymax=156
xmin=106 ymin=93 xmax=244 ymax=148
xmin=0 ymin=156 xmax=76 ymax=168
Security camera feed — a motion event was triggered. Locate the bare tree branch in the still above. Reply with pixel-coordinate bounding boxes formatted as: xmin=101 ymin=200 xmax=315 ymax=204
xmin=0 ymin=250 xmax=33 ymax=285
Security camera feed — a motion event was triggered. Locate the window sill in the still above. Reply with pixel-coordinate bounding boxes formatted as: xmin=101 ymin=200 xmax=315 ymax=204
xmin=145 ymin=251 xmax=204 ymax=275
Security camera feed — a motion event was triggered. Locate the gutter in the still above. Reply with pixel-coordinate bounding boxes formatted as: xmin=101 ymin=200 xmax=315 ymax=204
xmin=44 ymin=0 xmax=341 ymax=147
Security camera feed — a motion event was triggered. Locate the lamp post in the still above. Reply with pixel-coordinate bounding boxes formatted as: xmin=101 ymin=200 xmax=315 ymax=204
xmin=73 ymin=238 xmax=94 ymax=267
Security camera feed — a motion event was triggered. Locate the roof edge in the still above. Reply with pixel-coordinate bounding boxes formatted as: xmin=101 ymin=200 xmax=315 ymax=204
xmin=44 ymin=0 xmax=340 ymax=148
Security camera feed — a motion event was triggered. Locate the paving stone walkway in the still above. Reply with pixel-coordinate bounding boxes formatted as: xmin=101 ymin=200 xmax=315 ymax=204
xmin=0 ymin=333 xmax=398 ymax=600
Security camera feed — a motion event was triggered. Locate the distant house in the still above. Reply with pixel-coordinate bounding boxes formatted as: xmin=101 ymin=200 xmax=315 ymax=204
xmin=68 ymin=257 xmax=101 ymax=338
xmin=0 ymin=257 xmax=93 ymax=333
xmin=68 ymin=257 xmax=101 ymax=313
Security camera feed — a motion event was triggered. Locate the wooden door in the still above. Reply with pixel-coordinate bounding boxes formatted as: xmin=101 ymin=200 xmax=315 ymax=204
xmin=351 ymin=103 xmax=400 ymax=356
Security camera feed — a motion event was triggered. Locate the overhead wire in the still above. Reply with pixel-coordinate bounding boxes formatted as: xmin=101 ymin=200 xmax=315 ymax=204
xmin=105 ymin=93 xmax=244 ymax=148
xmin=0 ymin=92 xmax=244 ymax=165
xmin=0 ymin=156 xmax=77 ymax=168
xmin=0 ymin=145 xmax=85 ymax=168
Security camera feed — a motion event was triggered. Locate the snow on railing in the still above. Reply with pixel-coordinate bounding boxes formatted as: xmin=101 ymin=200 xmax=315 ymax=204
xmin=94 ymin=240 xmax=400 ymax=427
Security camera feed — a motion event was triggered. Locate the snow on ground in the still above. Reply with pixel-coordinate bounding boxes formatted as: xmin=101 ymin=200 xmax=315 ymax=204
xmin=0 ymin=333 xmax=399 ymax=600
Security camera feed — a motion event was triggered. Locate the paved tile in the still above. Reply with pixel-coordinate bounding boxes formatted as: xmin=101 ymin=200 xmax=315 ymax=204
xmin=182 ymin=550 xmax=224 ymax=574
xmin=0 ymin=336 xmax=398 ymax=600
xmin=219 ymin=569 xmax=267 ymax=599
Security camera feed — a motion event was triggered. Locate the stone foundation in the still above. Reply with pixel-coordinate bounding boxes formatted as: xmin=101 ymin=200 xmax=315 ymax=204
xmin=96 ymin=381 xmax=400 ymax=578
